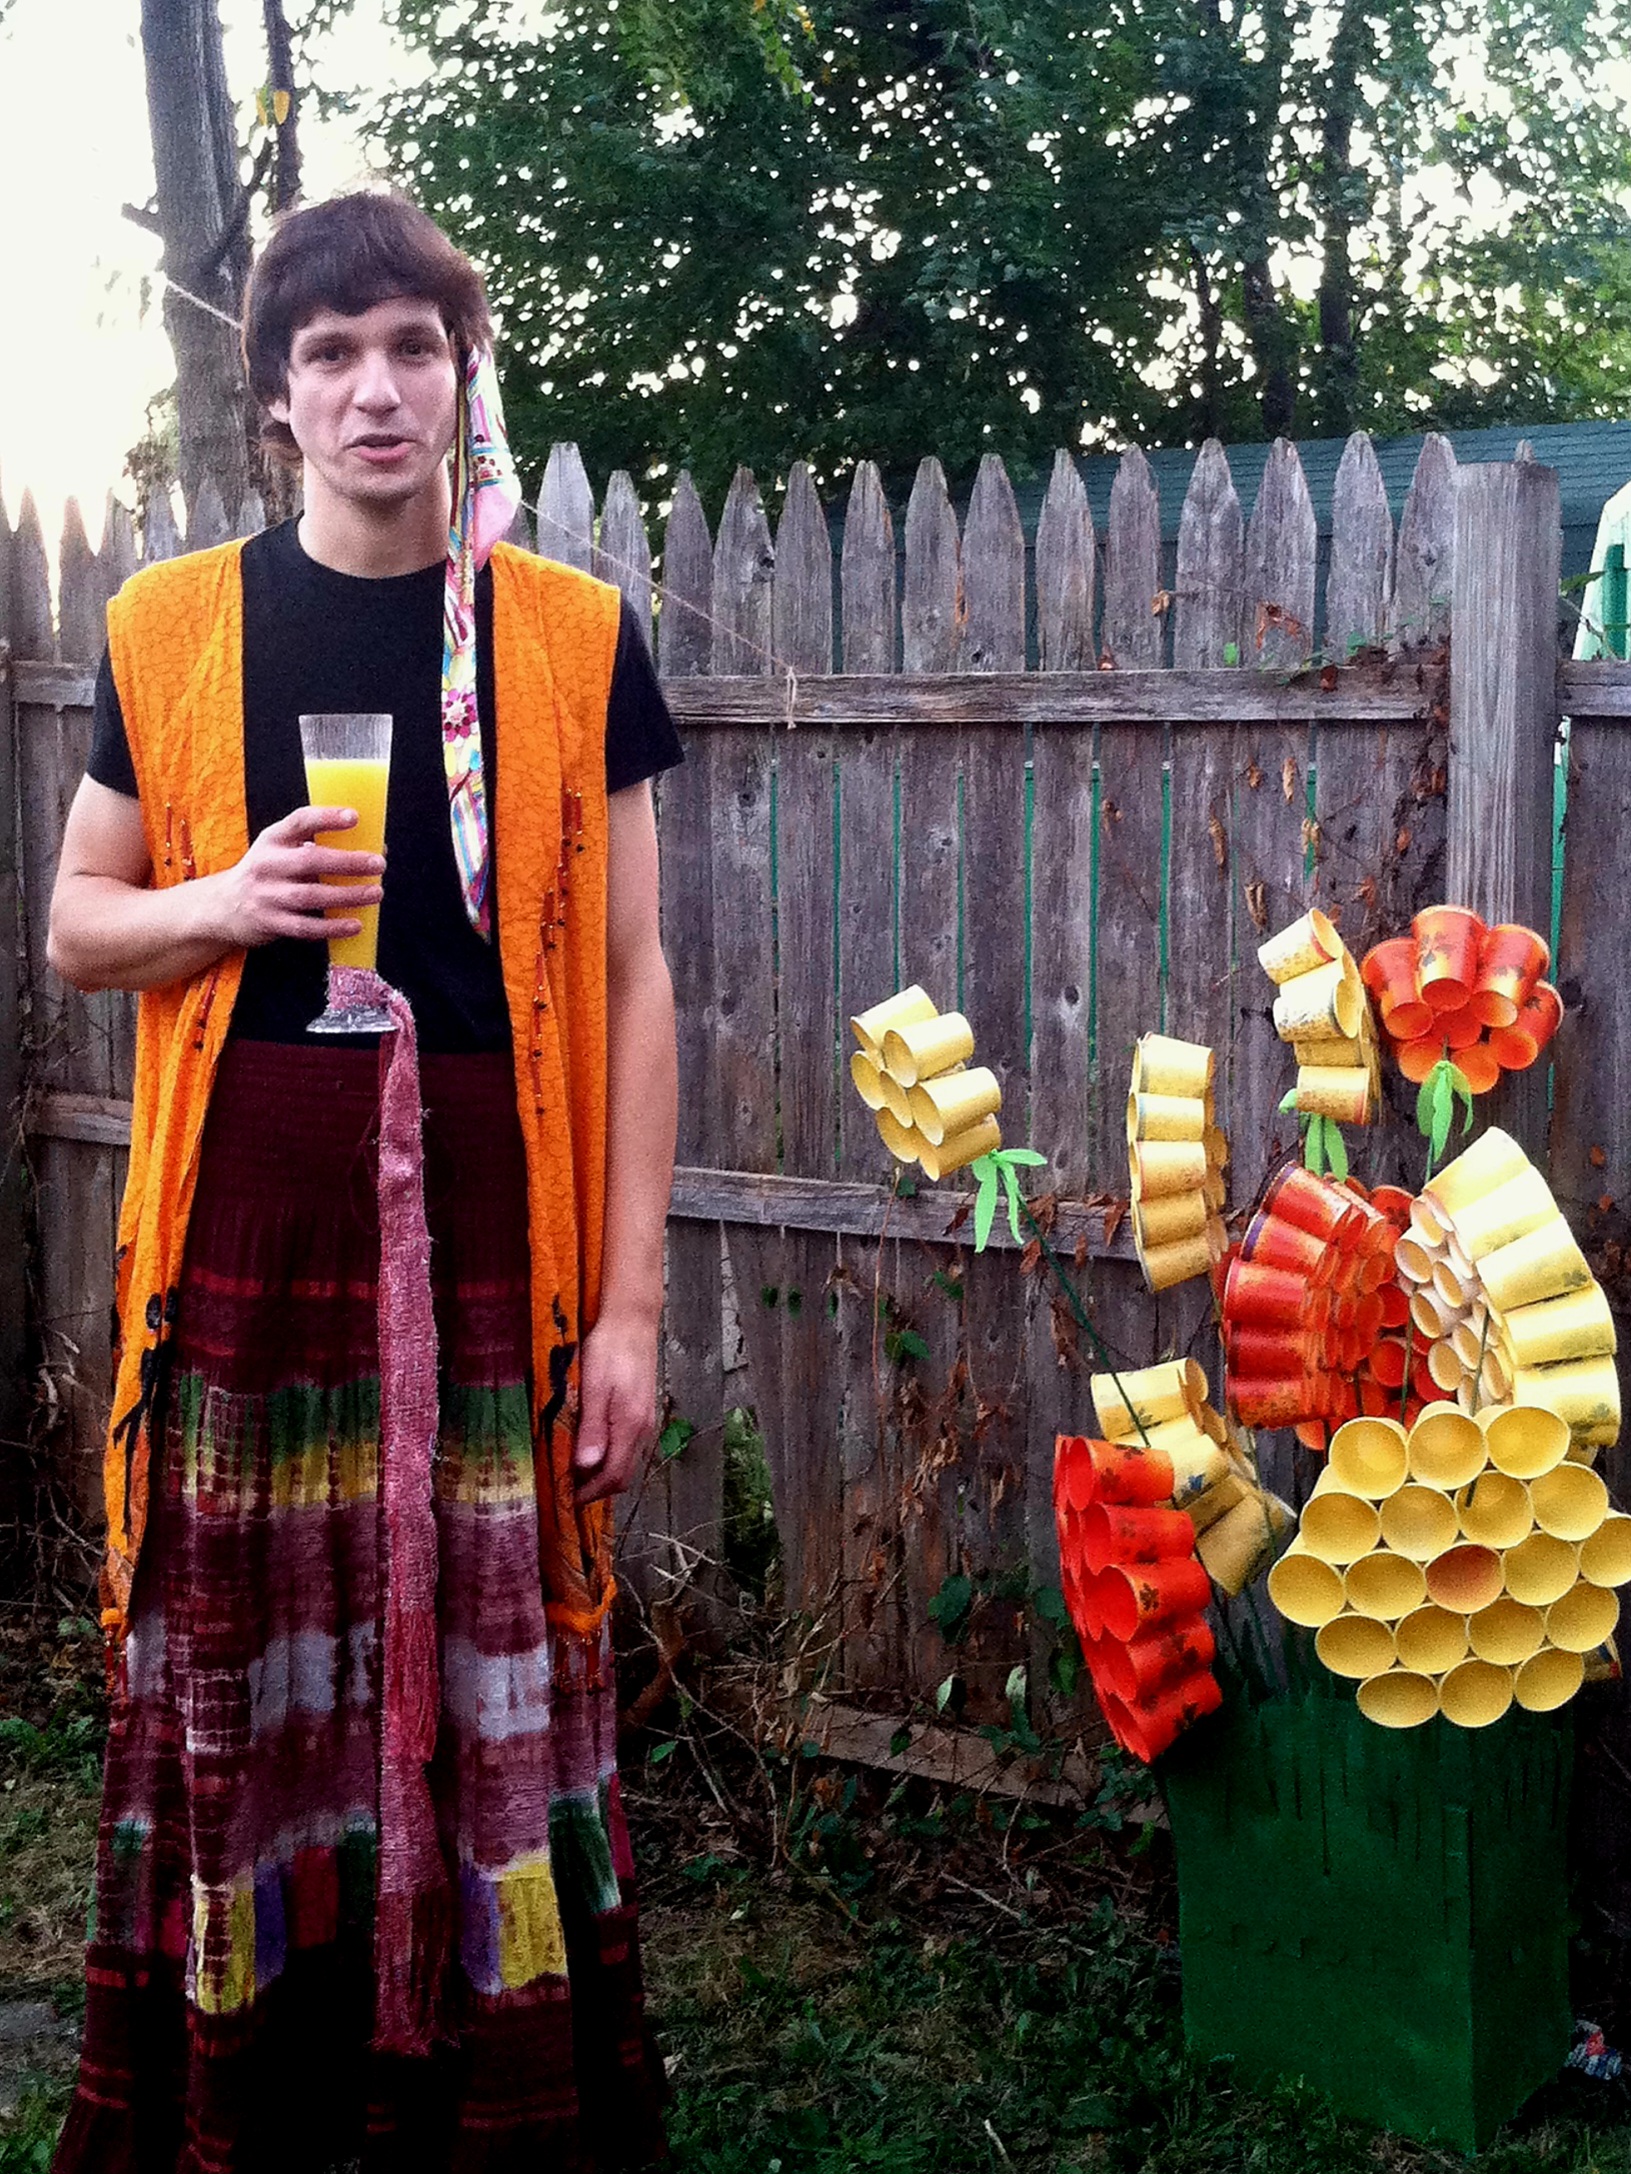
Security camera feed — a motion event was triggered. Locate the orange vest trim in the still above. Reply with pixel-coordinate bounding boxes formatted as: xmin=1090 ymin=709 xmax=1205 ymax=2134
xmin=102 ymin=538 xmax=619 ymax=1646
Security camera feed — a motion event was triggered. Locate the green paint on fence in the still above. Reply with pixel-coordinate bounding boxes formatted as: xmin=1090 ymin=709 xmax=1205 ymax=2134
xmin=955 ymin=767 xmax=966 ymax=1014
xmin=1158 ymin=748 xmax=1171 ymax=1032
xmin=1023 ymin=736 xmax=1035 ymax=1063
xmin=1087 ymin=744 xmax=1102 ymax=1076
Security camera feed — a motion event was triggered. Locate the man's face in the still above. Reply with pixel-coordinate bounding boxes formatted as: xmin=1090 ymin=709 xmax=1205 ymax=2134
xmin=270 ymin=296 xmax=460 ymax=510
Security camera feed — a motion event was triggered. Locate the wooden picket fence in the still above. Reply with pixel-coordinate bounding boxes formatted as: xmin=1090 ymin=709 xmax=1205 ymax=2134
xmin=6 ymin=435 xmax=1631 ymax=1724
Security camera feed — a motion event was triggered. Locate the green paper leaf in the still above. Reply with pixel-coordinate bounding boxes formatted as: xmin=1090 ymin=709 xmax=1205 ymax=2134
xmin=973 ymin=1159 xmax=999 ymax=1252
xmin=999 ymin=1158 xmax=1025 ymax=1242
xmin=1430 ymin=1064 xmax=1453 ymax=1164
xmin=1416 ymin=1074 xmax=1436 ymax=1139
xmin=1303 ymin=1112 xmax=1325 ymax=1176
xmin=1278 ymin=1088 xmax=1300 ymax=1113
xmin=997 ymin=1148 xmax=1047 ymax=1168
xmin=1324 ymin=1117 xmax=1349 ymax=1182
xmin=1449 ymin=1064 xmax=1476 ymax=1134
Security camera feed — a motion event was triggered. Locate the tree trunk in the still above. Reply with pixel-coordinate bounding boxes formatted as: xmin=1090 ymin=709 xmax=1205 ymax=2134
xmin=140 ymin=0 xmax=254 ymax=520
xmin=262 ymin=0 xmax=303 ymax=213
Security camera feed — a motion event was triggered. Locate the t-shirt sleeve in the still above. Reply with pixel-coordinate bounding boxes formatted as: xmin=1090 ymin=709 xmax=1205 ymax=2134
xmin=86 ymin=648 xmax=141 ymax=798
xmin=605 ymin=596 xmax=684 ymax=794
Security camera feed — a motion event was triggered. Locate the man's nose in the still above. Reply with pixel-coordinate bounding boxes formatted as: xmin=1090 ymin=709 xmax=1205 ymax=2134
xmin=352 ymin=353 xmax=403 ymax=411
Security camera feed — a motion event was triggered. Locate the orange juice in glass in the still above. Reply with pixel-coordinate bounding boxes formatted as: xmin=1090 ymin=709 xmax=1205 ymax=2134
xmin=298 ymin=712 xmax=394 ymax=1034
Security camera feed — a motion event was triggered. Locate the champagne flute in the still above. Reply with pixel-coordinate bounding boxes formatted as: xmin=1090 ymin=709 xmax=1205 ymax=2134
xmin=298 ymin=712 xmax=394 ymax=1035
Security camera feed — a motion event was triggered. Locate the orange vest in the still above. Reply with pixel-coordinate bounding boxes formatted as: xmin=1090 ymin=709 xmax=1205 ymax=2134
xmin=102 ymin=540 xmax=618 ymax=1645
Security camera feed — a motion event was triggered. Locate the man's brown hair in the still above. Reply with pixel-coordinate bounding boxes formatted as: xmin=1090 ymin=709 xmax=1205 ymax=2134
xmin=243 ymin=192 xmax=493 ymax=462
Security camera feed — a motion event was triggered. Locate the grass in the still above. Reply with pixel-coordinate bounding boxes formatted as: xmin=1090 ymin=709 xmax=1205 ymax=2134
xmin=6 ymin=1606 xmax=1631 ymax=2173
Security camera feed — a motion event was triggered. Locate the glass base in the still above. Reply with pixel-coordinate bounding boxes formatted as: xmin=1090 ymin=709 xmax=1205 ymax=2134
xmin=307 ymin=1002 xmax=398 ymax=1036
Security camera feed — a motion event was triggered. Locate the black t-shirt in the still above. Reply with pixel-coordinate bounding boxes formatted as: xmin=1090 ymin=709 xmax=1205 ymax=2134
xmin=88 ymin=520 xmax=683 ymax=1052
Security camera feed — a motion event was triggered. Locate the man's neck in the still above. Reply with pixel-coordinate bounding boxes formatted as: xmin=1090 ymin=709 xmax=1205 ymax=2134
xmin=296 ymin=470 xmax=451 ymax=578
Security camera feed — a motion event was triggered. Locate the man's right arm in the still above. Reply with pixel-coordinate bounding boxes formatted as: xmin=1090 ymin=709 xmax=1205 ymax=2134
xmin=47 ymin=777 xmax=383 ymax=994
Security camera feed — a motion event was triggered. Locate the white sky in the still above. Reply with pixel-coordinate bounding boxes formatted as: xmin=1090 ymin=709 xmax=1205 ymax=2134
xmin=0 ymin=0 xmax=418 ymax=554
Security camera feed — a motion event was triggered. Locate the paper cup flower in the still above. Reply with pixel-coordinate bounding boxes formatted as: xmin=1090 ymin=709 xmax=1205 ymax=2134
xmin=1267 ymin=1403 xmax=1629 ymax=1728
xmin=1408 ymin=1128 xmax=1622 ymax=1455
xmin=1259 ymin=910 xmax=1381 ymax=1125
xmin=850 ymin=987 xmax=1002 ymax=1176
xmin=1222 ymin=1166 xmax=1416 ymax=1437
xmin=1362 ymin=911 xmax=1560 ymax=1094
xmin=1054 ymin=1362 xmax=1290 ymax=1762
xmin=1128 ymin=1035 xmax=1228 ymax=1292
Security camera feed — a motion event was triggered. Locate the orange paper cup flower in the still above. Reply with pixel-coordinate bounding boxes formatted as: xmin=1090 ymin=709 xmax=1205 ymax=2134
xmin=1490 ymin=981 xmax=1563 ymax=1071
xmin=1362 ymin=936 xmax=1434 ymax=1041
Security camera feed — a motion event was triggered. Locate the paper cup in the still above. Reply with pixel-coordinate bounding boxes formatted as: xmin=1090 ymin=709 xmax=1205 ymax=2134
xmin=1131 ymin=1139 xmax=1210 ymax=1200
xmin=1268 ymin=1543 xmax=1347 ymax=1628
xmin=1099 ymin=1557 xmax=1213 ymax=1641
xmin=1478 ymin=1218 xmax=1591 ymax=1314
xmin=1091 ymin=1360 xmax=1205 ymax=1440
xmin=1432 ymin=1258 xmax=1473 ymax=1313
xmin=882 ymin=1011 xmax=975 ymax=1086
xmin=878 ymin=1068 xmax=916 ymax=1125
xmin=851 ymin=985 xmax=936 ymax=1058
xmin=1425 ymin=1543 xmax=1505 ymax=1613
xmin=1468 ymin=1595 xmax=1545 ymax=1665
xmin=1185 ymin=1470 xmax=1251 ymax=1535
xmin=1299 ymin=1479 xmax=1381 ymax=1565
xmin=1317 ymin=1613 xmax=1399 ymax=1679
xmin=1438 ymin=1658 xmax=1515 ymax=1728
xmin=1426 ymin=1127 xmax=1527 ymax=1215
xmin=1258 ymin=908 xmax=1341 ymax=984
xmin=1357 ymin=1669 xmax=1440 ymax=1729
xmin=1273 ymin=959 xmax=1363 ymax=1040
xmin=1196 ymin=1493 xmax=1288 ymax=1596
xmin=1427 ymin=1340 xmax=1465 ymax=1395
xmin=1293 ymin=1032 xmax=1364 ymax=1068
xmin=1397 ymin=1034 xmax=1447 ymax=1084
xmin=1514 ymin=1647 xmax=1585 ymax=1712
xmin=1489 ymin=981 xmax=1564 ymax=1072
xmin=1395 ymin=1238 xmax=1443 ymax=1291
xmin=1409 ymin=1408 xmax=1487 ymax=1495
xmin=1125 ymin=1091 xmax=1205 ymax=1145
xmin=1295 ymin=1066 xmax=1371 ymax=1123
xmin=1480 ymin=1402 xmax=1570 ymax=1480
xmin=1395 ymin=1604 xmax=1470 ymax=1674
xmin=1363 ymin=936 xmax=1433 ymax=1041
xmin=1380 ymin=1484 xmax=1461 ymax=1561
xmin=919 ymin=1114 xmax=1001 ymax=1180
xmin=1436 ymin=1006 xmax=1485 ymax=1053
xmin=912 ymin=1066 xmax=1002 ymax=1146
xmin=1081 ymin=1436 xmax=1173 ymax=1508
xmin=1229 ymin=1375 xmax=1317 ymax=1429
xmin=1224 ymin=1256 xmax=1312 ymax=1332
xmin=1262 ymin=1164 xmax=1359 ymax=1244
xmin=1132 ymin=1033 xmax=1215 ymax=1098
xmin=850 ymin=1050 xmax=887 ymax=1109
xmin=1345 ymin=1550 xmax=1428 ymax=1621
xmin=1502 ymin=1286 xmax=1616 ymax=1370
xmin=875 ymin=1107 xmax=920 ymax=1163
xmin=1449 ymin=1166 xmax=1556 ymax=1263
xmin=1098 ymin=1618 xmax=1218 ymax=1704
xmin=1529 ymin=1461 xmax=1611 ymax=1543
xmin=1580 ymin=1512 xmax=1631 ymax=1589
xmin=1082 ymin=1502 xmax=1197 ymax=1574
xmin=1103 ymin=1669 xmax=1223 ymax=1764
xmin=1369 ymin=1337 xmax=1409 ymax=1390
xmin=1413 ymin=905 xmax=1485 ymax=1013
xmin=1504 ymin=1531 xmax=1580 ymax=1607
xmin=1241 ymin=1211 xmax=1336 ymax=1285
xmin=1133 ymin=1191 xmax=1209 ymax=1249
xmin=1473 ymin=923 xmax=1550 ymax=1030
xmin=1510 ymin=1355 xmax=1622 ymax=1450
xmin=1456 ymin=1471 xmax=1532 ymax=1550
xmin=1328 ymin=1416 xmax=1409 ymax=1499
xmin=1546 ymin=1581 xmax=1622 ymax=1654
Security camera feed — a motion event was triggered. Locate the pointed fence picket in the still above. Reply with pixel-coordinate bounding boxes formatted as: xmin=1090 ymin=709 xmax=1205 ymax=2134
xmin=10 ymin=432 xmax=1621 ymax=1724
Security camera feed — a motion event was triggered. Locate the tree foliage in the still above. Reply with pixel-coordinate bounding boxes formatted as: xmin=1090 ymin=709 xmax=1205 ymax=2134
xmin=375 ymin=0 xmax=1631 ymax=501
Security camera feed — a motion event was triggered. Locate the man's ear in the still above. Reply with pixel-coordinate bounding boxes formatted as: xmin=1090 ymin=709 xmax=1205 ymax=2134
xmin=267 ymin=392 xmax=290 ymax=425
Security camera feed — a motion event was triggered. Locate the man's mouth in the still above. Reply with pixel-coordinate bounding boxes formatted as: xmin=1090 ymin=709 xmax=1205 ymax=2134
xmin=349 ymin=435 xmax=413 ymax=456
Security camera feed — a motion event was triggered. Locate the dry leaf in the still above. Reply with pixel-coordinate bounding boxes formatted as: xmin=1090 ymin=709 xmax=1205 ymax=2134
xmin=1601 ymin=1194 xmax=1617 ymax=1216
xmin=1395 ymin=827 xmax=1413 ymax=856
xmin=1301 ymin=817 xmax=1323 ymax=860
xmin=1208 ymin=813 xmax=1228 ymax=872
xmin=1073 ymin=1233 xmax=1089 ymax=1271
xmin=1357 ymin=875 xmax=1378 ymax=913
xmin=1282 ymin=758 xmax=1297 ymax=804
xmin=1151 ymin=589 xmax=1174 ymax=617
xmin=1245 ymin=760 xmax=1263 ymax=791
xmin=1102 ymin=1197 xmax=1129 ymax=1247
xmin=1591 ymin=1145 xmax=1607 ymax=1169
xmin=1320 ymin=662 xmax=1338 ymax=692
xmin=1020 ymin=1238 xmax=1042 ymax=1276
xmin=1102 ymin=796 xmax=1122 ymax=831
xmin=1245 ymin=878 xmax=1268 ymax=931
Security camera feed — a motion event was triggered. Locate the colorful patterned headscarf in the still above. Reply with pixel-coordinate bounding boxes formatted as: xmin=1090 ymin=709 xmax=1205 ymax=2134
xmin=442 ymin=343 xmax=521 ymax=937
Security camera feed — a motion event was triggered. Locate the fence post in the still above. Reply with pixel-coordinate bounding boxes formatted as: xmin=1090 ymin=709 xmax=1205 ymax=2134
xmin=1447 ymin=458 xmax=1561 ymax=1159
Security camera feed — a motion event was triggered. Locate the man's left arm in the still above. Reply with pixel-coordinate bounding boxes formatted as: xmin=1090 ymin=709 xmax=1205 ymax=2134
xmin=573 ymin=778 xmax=678 ymax=1502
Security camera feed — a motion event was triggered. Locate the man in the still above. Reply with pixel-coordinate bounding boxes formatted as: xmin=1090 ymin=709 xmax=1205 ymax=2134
xmin=47 ymin=191 xmax=678 ymax=2171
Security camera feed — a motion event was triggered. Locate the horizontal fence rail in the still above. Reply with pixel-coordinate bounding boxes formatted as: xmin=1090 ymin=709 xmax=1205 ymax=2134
xmin=5 ymin=431 xmax=1626 ymax=1724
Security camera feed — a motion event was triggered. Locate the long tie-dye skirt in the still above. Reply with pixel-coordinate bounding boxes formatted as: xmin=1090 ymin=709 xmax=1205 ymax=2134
xmin=54 ymin=1040 xmax=666 ymax=2174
